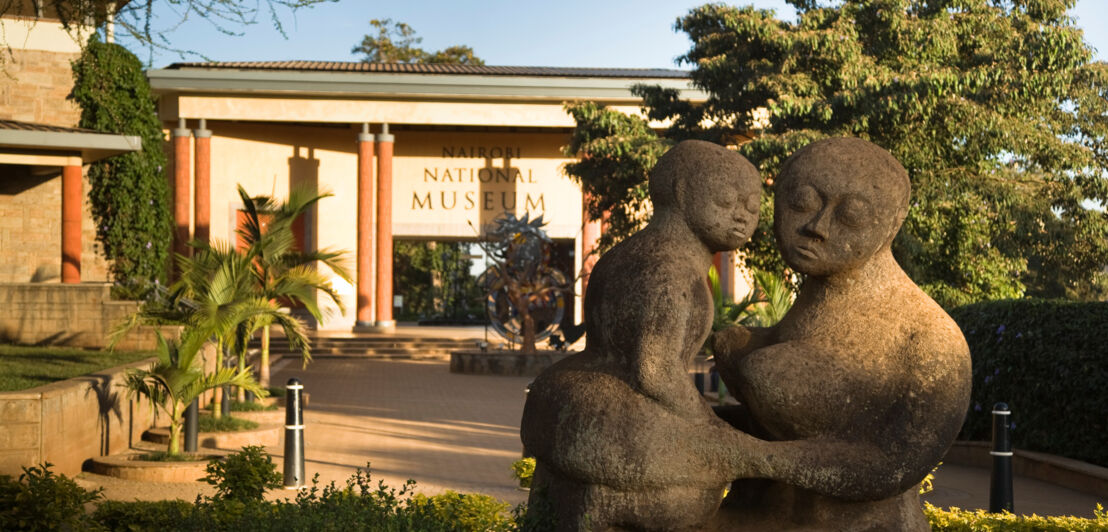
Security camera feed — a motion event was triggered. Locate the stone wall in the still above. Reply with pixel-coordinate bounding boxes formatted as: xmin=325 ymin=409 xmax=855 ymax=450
xmin=0 ymin=283 xmax=157 ymax=349
xmin=0 ymin=346 xmax=216 ymax=477
xmin=0 ymin=47 xmax=81 ymax=127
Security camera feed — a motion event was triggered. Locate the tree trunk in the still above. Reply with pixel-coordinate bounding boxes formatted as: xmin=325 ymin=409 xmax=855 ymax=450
xmin=212 ymin=339 xmax=223 ymax=419
xmin=167 ymin=405 xmax=183 ymax=457
xmin=238 ymin=342 xmax=248 ymax=402
xmin=260 ymin=326 xmax=271 ymax=389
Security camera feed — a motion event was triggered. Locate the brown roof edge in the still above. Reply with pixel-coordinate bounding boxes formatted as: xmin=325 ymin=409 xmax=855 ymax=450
xmin=165 ymin=61 xmax=691 ymax=79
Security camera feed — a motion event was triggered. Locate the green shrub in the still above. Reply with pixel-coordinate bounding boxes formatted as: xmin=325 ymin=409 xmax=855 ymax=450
xmin=408 ymin=491 xmax=514 ymax=532
xmin=204 ymin=446 xmax=283 ymax=503
xmin=949 ymin=299 xmax=1108 ymax=467
xmin=925 ymin=503 xmax=1108 ymax=531
xmin=511 ymin=457 xmax=534 ymax=489
xmin=0 ymin=463 xmax=102 ymax=531
xmin=230 ymin=400 xmax=278 ymax=412
xmin=92 ymin=500 xmax=195 ymax=531
xmin=199 ymin=415 xmax=260 ymax=433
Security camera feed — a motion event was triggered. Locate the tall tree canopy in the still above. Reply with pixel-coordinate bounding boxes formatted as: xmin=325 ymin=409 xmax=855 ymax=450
xmin=566 ymin=0 xmax=1108 ymax=306
xmin=351 ymin=18 xmax=485 ymax=65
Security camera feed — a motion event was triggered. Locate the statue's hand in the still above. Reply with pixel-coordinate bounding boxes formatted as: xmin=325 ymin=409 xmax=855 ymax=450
xmin=712 ymin=325 xmax=753 ymax=363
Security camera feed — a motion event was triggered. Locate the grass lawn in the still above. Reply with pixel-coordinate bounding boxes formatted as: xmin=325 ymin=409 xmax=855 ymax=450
xmin=0 ymin=345 xmax=154 ymax=392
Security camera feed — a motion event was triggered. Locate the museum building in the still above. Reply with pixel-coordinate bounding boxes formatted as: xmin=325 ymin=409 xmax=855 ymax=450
xmin=147 ymin=61 xmax=715 ymax=331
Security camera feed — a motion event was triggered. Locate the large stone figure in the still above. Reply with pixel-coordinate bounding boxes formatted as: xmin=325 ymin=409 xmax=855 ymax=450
xmin=520 ymin=140 xmax=764 ymax=531
xmin=711 ymin=137 xmax=972 ymax=531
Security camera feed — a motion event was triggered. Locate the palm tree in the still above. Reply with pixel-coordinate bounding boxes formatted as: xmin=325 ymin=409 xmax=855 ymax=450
xmin=176 ymin=242 xmax=309 ymax=414
xmin=112 ymin=242 xmax=310 ymax=416
xmin=236 ymin=184 xmax=351 ymax=388
xmin=122 ymin=331 xmax=263 ymax=457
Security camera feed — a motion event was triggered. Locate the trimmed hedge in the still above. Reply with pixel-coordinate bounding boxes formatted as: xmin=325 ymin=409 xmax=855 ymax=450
xmin=949 ymin=299 xmax=1108 ymax=467
xmin=925 ymin=503 xmax=1108 ymax=531
xmin=2 ymin=463 xmax=1106 ymax=531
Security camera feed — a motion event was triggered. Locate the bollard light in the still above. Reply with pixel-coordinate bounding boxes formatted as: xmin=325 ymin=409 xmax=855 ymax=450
xmin=283 ymin=378 xmax=306 ymax=489
xmin=184 ymin=398 xmax=199 ymax=453
xmin=989 ymin=402 xmax=1014 ymax=513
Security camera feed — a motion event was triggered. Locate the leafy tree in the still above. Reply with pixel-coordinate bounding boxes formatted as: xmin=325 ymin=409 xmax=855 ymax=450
xmin=568 ymin=0 xmax=1108 ymax=307
xmin=562 ymin=102 xmax=670 ymax=252
xmin=351 ymin=18 xmax=485 ymax=65
xmin=69 ymin=35 xmax=172 ymax=294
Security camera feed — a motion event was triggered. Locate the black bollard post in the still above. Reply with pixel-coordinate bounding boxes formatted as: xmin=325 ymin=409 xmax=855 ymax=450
xmin=221 ymin=386 xmax=231 ymax=417
xmin=283 ymin=378 xmax=305 ymax=489
xmin=184 ymin=398 xmax=199 ymax=453
xmin=989 ymin=402 xmax=1014 ymax=513
xmin=693 ymin=372 xmax=706 ymax=395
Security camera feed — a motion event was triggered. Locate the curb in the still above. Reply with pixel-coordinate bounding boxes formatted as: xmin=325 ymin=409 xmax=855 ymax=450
xmin=944 ymin=441 xmax=1108 ymax=499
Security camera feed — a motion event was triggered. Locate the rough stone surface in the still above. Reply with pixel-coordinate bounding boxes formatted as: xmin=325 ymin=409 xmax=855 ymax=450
xmin=521 ymin=140 xmax=763 ymax=531
xmin=710 ymin=137 xmax=972 ymax=531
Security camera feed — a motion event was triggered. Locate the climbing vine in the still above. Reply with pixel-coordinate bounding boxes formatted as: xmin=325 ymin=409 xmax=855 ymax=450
xmin=70 ymin=35 xmax=172 ymax=295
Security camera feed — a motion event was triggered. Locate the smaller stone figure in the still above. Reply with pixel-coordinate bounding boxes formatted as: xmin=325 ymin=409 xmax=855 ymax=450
xmin=711 ymin=137 xmax=972 ymax=531
xmin=520 ymin=140 xmax=763 ymax=531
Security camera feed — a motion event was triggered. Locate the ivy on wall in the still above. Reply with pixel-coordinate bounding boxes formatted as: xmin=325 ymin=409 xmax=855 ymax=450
xmin=69 ymin=35 xmax=172 ymax=294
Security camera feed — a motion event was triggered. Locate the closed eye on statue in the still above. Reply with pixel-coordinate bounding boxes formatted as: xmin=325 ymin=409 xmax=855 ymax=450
xmin=835 ymin=195 xmax=871 ymax=228
xmin=788 ymin=185 xmax=820 ymax=213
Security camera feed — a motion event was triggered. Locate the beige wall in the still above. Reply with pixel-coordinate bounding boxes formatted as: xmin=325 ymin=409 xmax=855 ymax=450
xmin=195 ymin=121 xmax=584 ymax=330
xmin=0 ymin=168 xmax=109 ymax=284
xmin=0 ymin=46 xmax=81 ymax=128
xmin=0 ymin=17 xmax=110 ymax=284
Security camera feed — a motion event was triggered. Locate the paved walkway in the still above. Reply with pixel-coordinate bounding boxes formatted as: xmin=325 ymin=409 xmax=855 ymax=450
xmin=78 ymin=357 xmax=1105 ymax=518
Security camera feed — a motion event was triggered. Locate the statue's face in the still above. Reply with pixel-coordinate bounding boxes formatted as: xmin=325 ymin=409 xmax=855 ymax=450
xmin=774 ymin=168 xmax=900 ymax=276
xmin=684 ymin=173 xmax=761 ymax=252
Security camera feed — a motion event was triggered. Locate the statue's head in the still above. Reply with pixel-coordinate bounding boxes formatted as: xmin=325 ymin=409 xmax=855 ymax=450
xmin=773 ymin=137 xmax=910 ymax=277
xmin=650 ymin=140 xmax=761 ymax=252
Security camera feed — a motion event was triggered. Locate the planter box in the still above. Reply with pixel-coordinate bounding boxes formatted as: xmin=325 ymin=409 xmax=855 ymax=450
xmin=0 ymin=343 xmax=216 ymax=477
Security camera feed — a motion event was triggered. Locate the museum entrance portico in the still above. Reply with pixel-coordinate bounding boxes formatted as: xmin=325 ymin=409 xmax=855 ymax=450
xmin=147 ymin=61 xmax=708 ymax=332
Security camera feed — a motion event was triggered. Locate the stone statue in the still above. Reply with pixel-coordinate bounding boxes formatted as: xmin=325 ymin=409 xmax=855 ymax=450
xmin=520 ymin=140 xmax=764 ymax=531
xmin=710 ymin=137 xmax=972 ymax=531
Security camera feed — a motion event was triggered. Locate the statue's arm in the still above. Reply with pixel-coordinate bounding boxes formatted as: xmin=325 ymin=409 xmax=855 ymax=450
xmin=742 ymin=340 xmax=971 ymax=501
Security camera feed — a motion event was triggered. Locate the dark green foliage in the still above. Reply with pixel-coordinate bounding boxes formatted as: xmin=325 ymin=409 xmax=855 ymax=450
xmin=203 ymin=446 xmax=282 ymax=503
xmin=569 ymin=1 xmax=1108 ymax=305
xmin=0 ymin=463 xmax=102 ymax=531
xmin=393 ymin=241 xmax=483 ymax=322
xmin=69 ymin=36 xmax=172 ymax=294
xmin=230 ymin=400 xmax=278 ymax=412
xmin=198 ymin=415 xmax=259 ymax=433
xmin=562 ymin=102 xmax=670 ymax=253
xmin=352 ymin=19 xmax=484 ymax=65
xmin=92 ymin=499 xmax=195 ymax=530
xmin=950 ymin=299 xmax=1108 ymax=467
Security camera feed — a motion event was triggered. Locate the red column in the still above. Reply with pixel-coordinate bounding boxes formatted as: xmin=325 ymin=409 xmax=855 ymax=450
xmin=60 ymin=164 xmax=82 ymax=284
xmin=355 ymin=124 xmax=375 ymax=328
xmin=580 ymin=192 xmax=602 ymax=299
xmin=172 ymin=119 xmax=192 ymax=276
xmin=193 ymin=119 xmax=211 ymax=244
xmin=374 ymin=124 xmax=395 ymax=330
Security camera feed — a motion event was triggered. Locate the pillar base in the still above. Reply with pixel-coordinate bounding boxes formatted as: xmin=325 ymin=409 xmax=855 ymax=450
xmin=352 ymin=320 xmax=396 ymax=333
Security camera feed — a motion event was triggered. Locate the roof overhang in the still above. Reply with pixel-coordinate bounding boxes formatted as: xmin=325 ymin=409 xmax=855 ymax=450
xmin=147 ymin=68 xmax=709 ymax=102
xmin=0 ymin=129 xmax=142 ymax=164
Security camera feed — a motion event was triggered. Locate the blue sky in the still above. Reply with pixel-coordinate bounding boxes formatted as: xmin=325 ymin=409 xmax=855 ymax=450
xmin=120 ymin=0 xmax=1108 ymax=69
